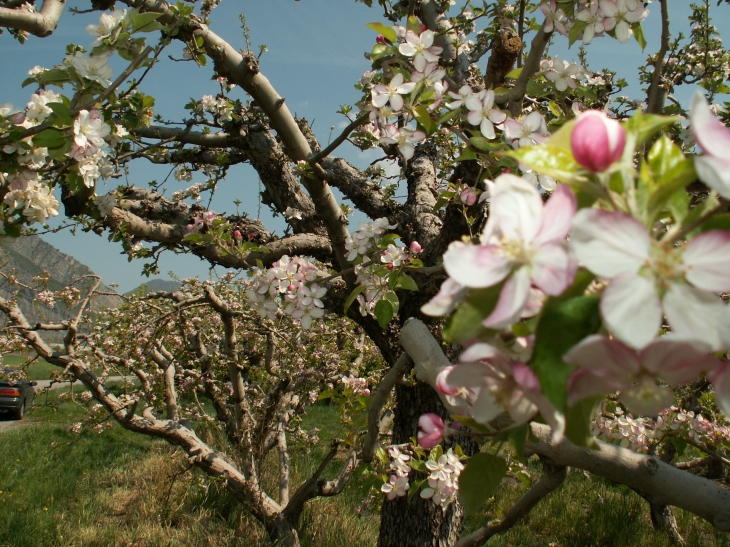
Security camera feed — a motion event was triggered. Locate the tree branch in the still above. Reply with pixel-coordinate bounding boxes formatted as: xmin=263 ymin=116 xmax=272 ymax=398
xmin=0 ymin=0 xmax=65 ymax=37
xmin=494 ymin=25 xmax=551 ymax=106
xmin=646 ymin=0 xmax=670 ymax=114
xmin=363 ymin=352 xmax=410 ymax=462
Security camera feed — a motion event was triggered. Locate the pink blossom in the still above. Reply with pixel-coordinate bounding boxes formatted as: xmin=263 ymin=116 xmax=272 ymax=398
xmin=465 ymin=89 xmax=507 ymax=139
xmin=398 ymin=30 xmax=443 ymax=72
xmin=442 ymin=175 xmax=577 ymax=328
xmin=690 ymin=90 xmax=730 ymax=199
xmin=417 ymin=413 xmax=445 ymax=449
xmin=441 ymin=343 xmax=565 ymax=441
xmin=371 ymin=73 xmax=416 ymax=112
xmin=409 ymin=241 xmax=422 ymax=253
xmin=571 ymin=110 xmax=625 ymax=171
xmin=565 ymin=335 xmax=723 ymax=416
xmin=571 ymin=209 xmax=730 ymax=350
xmin=379 ymin=125 xmax=426 ymax=160
xmin=503 ymin=112 xmax=549 ymax=148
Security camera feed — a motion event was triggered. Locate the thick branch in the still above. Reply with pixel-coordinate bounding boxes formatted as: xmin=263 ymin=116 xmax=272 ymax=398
xmin=133 ymin=125 xmax=236 ymax=147
xmin=494 ymin=25 xmax=551 ymax=105
xmin=646 ymin=0 xmax=670 ymax=114
xmin=362 ymin=352 xmax=410 ymax=462
xmin=0 ymin=0 xmax=64 ymax=37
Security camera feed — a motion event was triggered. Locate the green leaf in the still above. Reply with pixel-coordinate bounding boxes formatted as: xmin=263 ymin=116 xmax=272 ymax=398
xmin=565 ymin=395 xmax=601 ymax=448
xmin=438 ymin=108 xmax=461 ymax=125
xmin=631 ymin=21 xmax=647 ymax=50
xmin=458 ymin=452 xmax=507 ymax=514
xmin=469 ymin=136 xmax=500 ymax=152
xmin=344 ymin=285 xmax=367 ymax=315
xmin=48 ymin=102 xmax=73 ymax=127
xmin=33 ymin=128 xmax=66 ymax=149
xmin=546 ymin=118 xmax=576 ymax=152
xmin=396 ymin=274 xmax=419 ymax=291
xmin=505 ymin=67 xmax=523 ymax=80
xmin=505 ymin=145 xmax=583 ymax=184
xmin=698 ymin=213 xmax=730 ymax=233
xmin=455 ymin=147 xmax=478 ymax=162
xmin=626 ymin=112 xmax=682 ymax=147
xmin=132 ymin=12 xmax=163 ymax=32
xmin=365 ymin=22 xmax=397 ymax=44
xmin=406 ymin=16 xmax=421 ymax=35
xmin=568 ymin=20 xmax=587 ymax=47
xmin=444 ymin=284 xmax=502 ymax=344
xmin=374 ymin=299 xmax=394 ymax=328
xmin=646 ymin=159 xmax=696 ymax=221
xmin=648 ymin=135 xmax=684 ymax=183
xmin=413 ymin=105 xmax=436 ymax=135
xmin=531 ymin=295 xmax=601 ymax=413
xmin=66 ymin=172 xmax=85 ymax=196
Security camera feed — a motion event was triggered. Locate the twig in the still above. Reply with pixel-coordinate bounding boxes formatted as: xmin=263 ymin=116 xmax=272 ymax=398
xmin=647 ymin=0 xmax=670 ymax=114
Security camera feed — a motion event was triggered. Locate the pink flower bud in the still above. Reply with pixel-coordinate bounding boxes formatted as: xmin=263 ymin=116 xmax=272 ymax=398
xmin=362 ymin=388 xmax=371 ymax=396
xmin=11 ymin=112 xmax=25 ymax=125
xmin=248 ymin=232 xmax=256 ymax=239
xmin=409 ymin=241 xmax=422 ymax=254
xmin=376 ymin=35 xmax=391 ymax=44
xmin=387 ymin=263 xmax=394 ymax=270
xmin=227 ymin=241 xmax=233 ymax=246
xmin=460 ymin=187 xmax=477 ymax=206
xmin=571 ymin=110 xmax=625 ymax=172
xmin=419 ymin=24 xmax=427 ymax=33
xmin=233 ymin=230 xmax=242 ymax=239
xmin=417 ymin=413 xmax=445 ymax=449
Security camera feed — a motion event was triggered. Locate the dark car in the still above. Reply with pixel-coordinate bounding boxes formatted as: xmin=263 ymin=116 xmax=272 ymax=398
xmin=0 ymin=369 xmax=37 ymax=420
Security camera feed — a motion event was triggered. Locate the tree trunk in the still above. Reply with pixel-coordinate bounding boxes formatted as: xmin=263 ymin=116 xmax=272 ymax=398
xmin=270 ymin=517 xmax=301 ymax=547
xmin=378 ymin=382 xmax=463 ymax=547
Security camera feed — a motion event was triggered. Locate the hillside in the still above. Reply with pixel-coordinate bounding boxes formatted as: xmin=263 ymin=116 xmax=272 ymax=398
xmin=126 ymin=279 xmax=182 ymax=295
xmin=0 ymin=234 xmax=124 ymax=328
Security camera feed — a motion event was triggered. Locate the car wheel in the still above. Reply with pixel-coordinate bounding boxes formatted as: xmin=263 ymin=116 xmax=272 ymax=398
xmin=13 ymin=401 xmax=24 ymax=420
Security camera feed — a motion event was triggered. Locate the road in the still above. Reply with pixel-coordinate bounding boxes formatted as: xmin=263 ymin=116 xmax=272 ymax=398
xmin=0 ymin=376 xmax=133 ymax=432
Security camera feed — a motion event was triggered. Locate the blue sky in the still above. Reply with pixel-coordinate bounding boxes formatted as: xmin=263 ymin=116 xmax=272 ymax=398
xmin=1 ymin=1 xmax=728 ymax=292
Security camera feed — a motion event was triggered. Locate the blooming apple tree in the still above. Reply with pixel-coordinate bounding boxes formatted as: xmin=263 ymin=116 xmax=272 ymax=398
xmin=2 ymin=0 xmax=730 ymax=546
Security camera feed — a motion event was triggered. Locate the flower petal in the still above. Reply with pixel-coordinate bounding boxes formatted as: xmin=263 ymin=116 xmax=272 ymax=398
xmin=664 ymin=282 xmax=727 ymax=351
xmin=601 ymin=272 xmax=662 ymax=349
xmin=639 ymin=337 xmax=721 ymax=385
xmin=694 ymin=156 xmax=730 ymax=200
xmin=690 ymin=90 xmax=730 ymax=161
xmin=483 ymin=266 xmax=531 ymax=328
xmin=684 ymin=230 xmax=730 ymax=292
xmin=531 ymin=242 xmax=576 ymax=296
xmin=534 ymin=184 xmax=577 ymax=245
xmin=563 ymin=334 xmax=641 ymax=376
xmin=571 ymin=208 xmax=651 ymax=278
xmin=443 ymin=242 xmax=512 ymax=288
xmin=485 ymin=174 xmax=543 ymax=244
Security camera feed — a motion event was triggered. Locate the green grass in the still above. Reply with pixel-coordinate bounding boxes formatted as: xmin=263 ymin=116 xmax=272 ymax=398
xmin=2 ymin=354 xmax=56 ymax=381
xmin=1 ymin=393 xmax=729 ymax=547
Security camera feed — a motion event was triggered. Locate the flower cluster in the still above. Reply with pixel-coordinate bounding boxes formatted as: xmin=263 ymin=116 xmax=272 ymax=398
xmin=2 ymin=170 xmax=59 ymax=225
xmin=246 ymin=255 xmax=328 ymax=329
xmin=419 ymin=448 xmax=464 ymax=506
xmin=200 ymin=95 xmax=233 ymax=122
xmin=345 ymin=217 xmax=396 ymax=263
xmin=340 ymin=374 xmax=371 ymax=396
xmin=381 ymin=446 xmax=411 ymax=500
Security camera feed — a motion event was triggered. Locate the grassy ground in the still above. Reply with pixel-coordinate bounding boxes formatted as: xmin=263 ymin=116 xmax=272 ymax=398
xmin=0 ymin=392 xmax=729 ymax=547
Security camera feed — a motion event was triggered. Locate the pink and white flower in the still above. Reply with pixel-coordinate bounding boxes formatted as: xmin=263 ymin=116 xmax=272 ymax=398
xmin=540 ymin=0 xmax=567 ymax=34
xmin=398 ymin=29 xmax=443 ymax=72
xmin=544 ymin=56 xmax=582 ymax=92
xmin=440 ymin=343 xmax=565 ymax=441
xmin=379 ymin=125 xmax=426 ymax=160
xmin=371 ymin=73 xmax=416 ymax=112
xmin=601 ymin=0 xmax=649 ymax=43
xmin=503 ymin=112 xmax=549 ymax=148
xmin=442 ymin=175 xmax=577 ymax=328
xmin=571 ymin=209 xmax=730 ymax=350
xmin=690 ymin=90 xmax=730 ymax=200
xmin=565 ymin=335 xmax=723 ymax=416
xmin=465 ymin=89 xmax=507 ymax=139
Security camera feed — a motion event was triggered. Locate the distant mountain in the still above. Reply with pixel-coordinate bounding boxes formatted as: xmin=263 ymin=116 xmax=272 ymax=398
xmin=0 ymin=235 xmax=123 ymax=329
xmin=126 ymin=279 xmax=182 ymax=295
